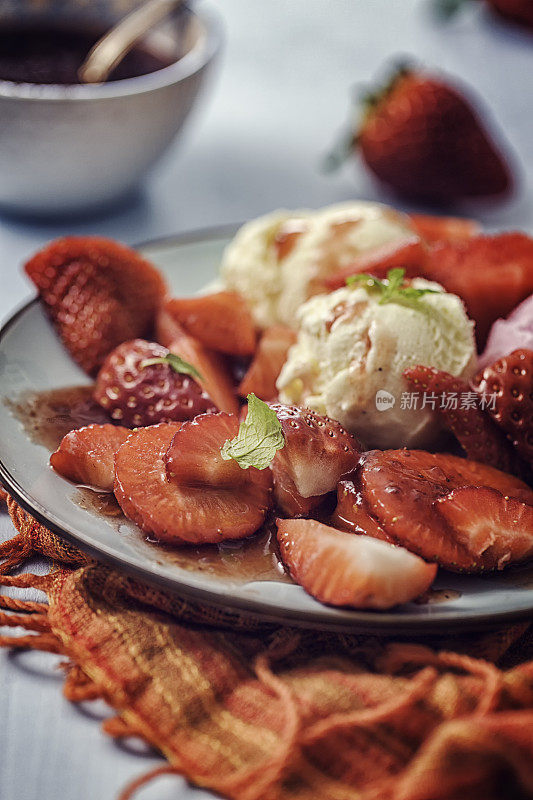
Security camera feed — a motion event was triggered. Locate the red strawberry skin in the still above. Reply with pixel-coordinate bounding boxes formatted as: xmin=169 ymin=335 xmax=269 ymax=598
xmin=403 ymin=364 xmax=516 ymax=473
xmin=25 ymin=237 xmax=167 ymax=375
xmin=473 ymin=349 xmax=533 ymax=468
xmin=489 ymin=0 xmax=533 ymax=29
xmin=155 ymin=309 xmax=240 ymax=416
xmin=358 ymin=448 xmax=533 ymax=572
xmin=358 ymin=71 xmax=511 ymax=202
xmin=424 ymin=233 xmax=533 ymax=349
xmin=269 ymin=403 xmax=362 ymax=516
xmin=94 ymin=339 xmax=217 ymax=427
xmin=333 ymin=479 xmax=396 ymax=544
xmin=50 ymin=424 xmax=129 ymax=492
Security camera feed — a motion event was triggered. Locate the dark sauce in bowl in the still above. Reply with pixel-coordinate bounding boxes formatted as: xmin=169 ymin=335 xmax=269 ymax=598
xmin=0 ymin=24 xmax=175 ymax=85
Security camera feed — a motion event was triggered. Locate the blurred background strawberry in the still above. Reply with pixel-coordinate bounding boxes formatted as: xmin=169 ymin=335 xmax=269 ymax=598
xmin=435 ymin=0 xmax=533 ymax=31
xmin=328 ymin=63 xmax=513 ymax=205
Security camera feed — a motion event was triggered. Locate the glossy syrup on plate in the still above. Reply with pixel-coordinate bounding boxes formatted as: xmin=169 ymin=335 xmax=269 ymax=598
xmin=8 ymin=386 xmax=289 ymax=585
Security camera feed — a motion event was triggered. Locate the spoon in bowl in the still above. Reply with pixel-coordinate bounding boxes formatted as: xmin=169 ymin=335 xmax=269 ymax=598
xmin=79 ymin=0 xmax=185 ymax=84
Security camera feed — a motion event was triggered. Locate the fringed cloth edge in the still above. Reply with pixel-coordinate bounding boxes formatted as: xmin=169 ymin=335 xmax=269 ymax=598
xmin=1 ymin=496 xmax=532 ymax=800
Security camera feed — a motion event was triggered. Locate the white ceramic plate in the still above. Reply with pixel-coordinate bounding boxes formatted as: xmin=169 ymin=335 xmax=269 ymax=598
xmin=1 ymin=227 xmax=532 ymax=633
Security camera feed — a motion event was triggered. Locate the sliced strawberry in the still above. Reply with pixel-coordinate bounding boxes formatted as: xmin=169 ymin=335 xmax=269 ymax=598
xmin=50 ymin=424 xmax=129 ymax=491
xmin=93 ymin=339 xmax=217 ymax=427
xmin=165 ymin=412 xmax=265 ymax=488
xmin=238 ymin=326 xmax=297 ymax=401
xmin=359 ymin=449 xmax=533 ymax=572
xmin=269 ymin=404 xmax=362 ymax=516
xmin=403 ymin=364 xmax=516 ymax=473
xmin=473 ymin=349 xmax=533 ymax=468
xmin=164 ymin=292 xmax=256 ymax=357
xmin=436 ymin=486 xmax=533 ymax=571
xmin=271 ymin=476 xmax=323 ymax=518
xmin=114 ymin=423 xmax=271 ymax=544
xmin=332 ymin=479 xmax=396 ymax=543
xmin=168 ymin=329 xmax=239 ymax=416
xmin=155 ymin=308 xmax=240 ymax=412
xmin=322 ymin=236 xmax=426 ymax=291
xmin=25 ymin=237 xmax=167 ymax=375
xmin=408 ymin=214 xmax=480 ymax=245
xmin=276 ymin=518 xmax=437 ymax=609
xmin=155 ymin=307 xmax=182 ymax=348
xmin=424 ymin=234 xmax=533 ymax=349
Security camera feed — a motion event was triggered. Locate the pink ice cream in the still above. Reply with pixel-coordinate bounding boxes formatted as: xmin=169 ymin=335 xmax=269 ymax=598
xmin=478 ymin=294 xmax=533 ymax=370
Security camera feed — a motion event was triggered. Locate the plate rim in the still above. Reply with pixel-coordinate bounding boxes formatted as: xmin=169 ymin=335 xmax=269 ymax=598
xmin=1 ymin=227 xmax=532 ymax=634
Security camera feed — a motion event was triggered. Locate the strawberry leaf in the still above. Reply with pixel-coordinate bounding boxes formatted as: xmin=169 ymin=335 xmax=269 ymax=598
xmin=221 ymin=393 xmax=285 ymax=470
xmin=140 ymin=352 xmax=202 ymax=381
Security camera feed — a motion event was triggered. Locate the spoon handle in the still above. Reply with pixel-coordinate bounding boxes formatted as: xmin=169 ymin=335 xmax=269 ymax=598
xmin=79 ymin=0 xmax=185 ymax=84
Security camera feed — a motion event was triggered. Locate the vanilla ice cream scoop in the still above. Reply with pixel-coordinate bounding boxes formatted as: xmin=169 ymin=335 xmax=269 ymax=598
xmin=220 ymin=201 xmax=415 ymax=329
xmin=277 ymin=278 xmax=477 ymax=449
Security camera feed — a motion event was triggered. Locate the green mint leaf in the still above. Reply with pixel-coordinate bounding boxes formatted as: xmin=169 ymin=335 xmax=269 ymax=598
xmin=399 ymin=287 xmax=441 ymax=300
xmin=140 ymin=352 xmax=202 ymax=381
xmin=347 ymin=268 xmax=440 ymax=314
xmin=378 ymin=267 xmax=404 ymax=303
xmin=221 ymin=393 xmax=285 ymax=470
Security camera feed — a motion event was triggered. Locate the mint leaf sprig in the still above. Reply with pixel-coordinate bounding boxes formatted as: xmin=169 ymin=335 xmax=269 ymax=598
xmin=221 ymin=393 xmax=285 ymax=470
xmin=346 ymin=268 xmax=439 ymax=313
xmin=140 ymin=352 xmax=202 ymax=381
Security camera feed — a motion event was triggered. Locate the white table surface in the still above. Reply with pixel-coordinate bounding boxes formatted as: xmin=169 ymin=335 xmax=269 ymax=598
xmin=1 ymin=1 xmax=532 ymax=798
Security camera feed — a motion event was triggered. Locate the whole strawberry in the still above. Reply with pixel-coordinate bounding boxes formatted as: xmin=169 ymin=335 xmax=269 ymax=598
xmin=435 ymin=0 xmax=533 ymax=32
xmin=473 ymin=348 xmax=533 ymax=468
xmin=94 ymin=339 xmax=217 ymax=427
xmin=489 ymin=0 xmax=533 ymax=28
xmin=353 ymin=66 xmax=511 ymax=202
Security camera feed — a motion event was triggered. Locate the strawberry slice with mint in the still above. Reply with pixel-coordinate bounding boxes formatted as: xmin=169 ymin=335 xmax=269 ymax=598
xmin=93 ymin=339 xmax=217 ymax=427
xmin=216 ymin=395 xmax=358 ymax=518
xmin=114 ymin=399 xmax=275 ymax=544
xmin=403 ymin=364 xmax=516 ymax=473
xmin=25 ymin=237 xmax=167 ymax=375
xmin=473 ymin=348 xmax=533 ymax=469
xmin=276 ymin=518 xmax=437 ymax=609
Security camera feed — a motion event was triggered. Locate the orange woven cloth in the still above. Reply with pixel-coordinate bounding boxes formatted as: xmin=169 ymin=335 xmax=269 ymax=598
xmin=1 ymin=496 xmax=532 ymax=800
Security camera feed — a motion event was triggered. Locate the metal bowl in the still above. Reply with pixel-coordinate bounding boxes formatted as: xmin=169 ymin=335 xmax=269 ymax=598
xmin=0 ymin=0 xmax=222 ymax=216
